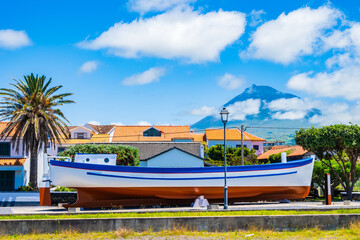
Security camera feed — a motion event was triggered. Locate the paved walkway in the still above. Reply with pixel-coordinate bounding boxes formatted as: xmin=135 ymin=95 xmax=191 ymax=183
xmin=1 ymin=201 xmax=360 ymax=215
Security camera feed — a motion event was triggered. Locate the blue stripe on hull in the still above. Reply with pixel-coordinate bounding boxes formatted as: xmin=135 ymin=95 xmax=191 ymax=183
xmin=87 ymin=171 xmax=298 ymax=180
xmin=50 ymin=158 xmax=313 ymax=174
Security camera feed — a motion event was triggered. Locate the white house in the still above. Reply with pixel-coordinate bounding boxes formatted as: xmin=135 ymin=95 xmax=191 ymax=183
xmin=140 ymin=147 xmax=205 ymax=167
xmin=205 ymin=128 xmax=265 ymax=155
xmin=0 ymin=122 xmax=48 ymax=191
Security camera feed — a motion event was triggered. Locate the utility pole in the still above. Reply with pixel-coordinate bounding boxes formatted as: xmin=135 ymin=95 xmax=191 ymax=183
xmin=241 ymin=124 xmax=244 ymax=166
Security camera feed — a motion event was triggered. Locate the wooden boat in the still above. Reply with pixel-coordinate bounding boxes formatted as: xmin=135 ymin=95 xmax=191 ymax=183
xmin=49 ymin=158 xmax=314 ymax=208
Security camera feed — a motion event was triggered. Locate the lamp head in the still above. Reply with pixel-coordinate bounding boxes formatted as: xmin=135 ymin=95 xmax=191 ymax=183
xmin=220 ymin=107 xmax=229 ymax=124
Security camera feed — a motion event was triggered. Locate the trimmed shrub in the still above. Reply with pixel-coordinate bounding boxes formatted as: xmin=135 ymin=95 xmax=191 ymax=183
xmin=268 ymin=149 xmax=293 ymax=163
xmin=206 ymin=144 xmax=259 ymax=166
xmin=58 ymin=144 xmax=140 ymax=166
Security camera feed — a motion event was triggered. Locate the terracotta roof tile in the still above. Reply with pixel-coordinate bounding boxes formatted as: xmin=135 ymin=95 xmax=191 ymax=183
xmin=0 ymin=122 xmax=16 ymax=137
xmin=112 ymin=126 xmax=191 ymax=142
xmin=205 ymin=129 xmax=265 ymax=141
xmin=257 ymin=145 xmax=308 ymax=160
xmin=0 ymin=158 xmax=26 ymax=166
xmin=61 ymin=134 xmax=110 ymax=144
xmin=88 ymin=124 xmax=115 ymax=134
xmin=191 ymin=133 xmax=205 ymax=142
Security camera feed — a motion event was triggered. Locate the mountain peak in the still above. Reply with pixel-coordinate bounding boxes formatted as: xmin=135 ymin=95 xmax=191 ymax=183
xmin=192 ymin=84 xmax=318 ymax=144
xmin=224 ymin=84 xmax=297 ymax=107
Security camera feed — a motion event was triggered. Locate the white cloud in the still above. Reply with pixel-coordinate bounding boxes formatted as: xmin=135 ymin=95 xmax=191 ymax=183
xmin=0 ymin=29 xmax=32 ymax=49
xmin=267 ymin=98 xmax=316 ymax=112
xmin=272 ymin=111 xmax=307 ymax=120
xmin=287 ymin=65 xmax=360 ymax=100
xmin=190 ymin=106 xmax=217 ymax=116
xmin=137 ymin=121 xmax=151 ymax=126
xmin=87 ymin=121 xmax=101 ymax=125
xmin=248 ymin=9 xmax=265 ymax=27
xmin=80 ymin=60 xmax=99 ymax=73
xmin=226 ymin=99 xmax=261 ymax=120
xmin=266 ymin=98 xmax=318 ymax=120
xmin=79 ymin=7 xmax=246 ymax=63
xmin=310 ymin=102 xmax=360 ymax=126
xmin=128 ymin=0 xmax=195 ymax=14
xmin=322 ymin=22 xmax=360 ymax=69
xmin=218 ymin=73 xmax=244 ymax=90
xmin=110 ymin=122 xmax=124 ymax=126
xmin=322 ymin=29 xmax=352 ymax=51
xmin=325 ymin=53 xmax=353 ymax=68
xmin=241 ymin=6 xmax=341 ymax=64
xmin=122 ymin=67 xmax=165 ymax=85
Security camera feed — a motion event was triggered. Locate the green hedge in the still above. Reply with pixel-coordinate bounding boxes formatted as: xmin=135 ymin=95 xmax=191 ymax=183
xmin=268 ymin=149 xmax=293 ymax=163
xmin=58 ymin=144 xmax=140 ymax=166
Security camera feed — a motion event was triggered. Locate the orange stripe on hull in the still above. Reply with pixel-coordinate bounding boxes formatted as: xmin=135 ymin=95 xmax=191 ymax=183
xmin=65 ymin=186 xmax=310 ymax=208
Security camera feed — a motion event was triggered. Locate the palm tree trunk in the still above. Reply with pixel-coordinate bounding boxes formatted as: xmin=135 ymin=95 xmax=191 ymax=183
xmin=29 ymin=147 xmax=38 ymax=189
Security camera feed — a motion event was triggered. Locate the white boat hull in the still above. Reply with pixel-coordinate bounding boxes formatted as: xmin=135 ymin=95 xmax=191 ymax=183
xmin=49 ymin=158 xmax=314 ymax=207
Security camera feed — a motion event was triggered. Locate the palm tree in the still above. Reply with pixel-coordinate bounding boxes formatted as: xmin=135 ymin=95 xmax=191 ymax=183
xmin=0 ymin=74 xmax=74 ymax=188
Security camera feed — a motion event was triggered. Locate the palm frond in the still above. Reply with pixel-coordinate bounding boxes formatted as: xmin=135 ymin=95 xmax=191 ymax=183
xmin=0 ymin=74 xmax=74 ymax=154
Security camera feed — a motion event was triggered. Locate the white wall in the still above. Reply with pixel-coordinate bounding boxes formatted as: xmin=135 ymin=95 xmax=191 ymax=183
xmin=0 ymin=139 xmax=26 ymax=157
xmin=0 ymin=140 xmax=52 ymax=189
xmin=250 ymin=141 xmax=264 ymax=155
xmin=70 ymin=127 xmax=92 ymax=139
xmin=146 ymin=148 xmax=204 ymax=168
xmin=208 ymin=140 xmax=264 ymax=155
xmin=208 ymin=140 xmax=252 ymax=148
xmin=0 ymin=139 xmax=27 ymax=190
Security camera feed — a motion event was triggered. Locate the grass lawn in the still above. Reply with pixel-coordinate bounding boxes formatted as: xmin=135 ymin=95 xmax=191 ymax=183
xmin=1 ymin=209 xmax=360 ymax=220
xmin=1 ymin=222 xmax=360 ymax=239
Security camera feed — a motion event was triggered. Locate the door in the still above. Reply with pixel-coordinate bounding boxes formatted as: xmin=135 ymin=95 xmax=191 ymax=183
xmin=0 ymin=171 xmax=15 ymax=191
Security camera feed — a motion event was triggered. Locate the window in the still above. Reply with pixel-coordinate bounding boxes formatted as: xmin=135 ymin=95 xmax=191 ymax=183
xmin=172 ymin=139 xmax=193 ymax=142
xmin=143 ymin=128 xmax=161 ymax=137
xmin=57 ymin=147 xmax=67 ymax=154
xmin=236 ymin=145 xmax=247 ymax=148
xmin=0 ymin=143 xmax=10 ymax=156
xmin=75 ymin=132 xmax=87 ymax=139
xmin=0 ymin=171 xmax=15 ymax=191
xmin=253 ymin=145 xmax=259 ymax=150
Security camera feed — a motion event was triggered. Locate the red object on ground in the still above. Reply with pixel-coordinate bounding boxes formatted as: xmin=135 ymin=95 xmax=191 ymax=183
xmin=39 ymin=187 xmax=51 ymax=206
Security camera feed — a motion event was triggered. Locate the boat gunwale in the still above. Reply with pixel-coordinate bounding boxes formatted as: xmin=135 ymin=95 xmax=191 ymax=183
xmin=49 ymin=158 xmax=313 ymax=174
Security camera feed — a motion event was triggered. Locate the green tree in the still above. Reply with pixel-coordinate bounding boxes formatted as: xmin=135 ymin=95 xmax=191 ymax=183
xmin=58 ymin=144 xmax=140 ymax=166
xmin=295 ymin=124 xmax=360 ymax=200
xmin=0 ymin=74 xmax=74 ymax=188
xmin=268 ymin=149 xmax=293 ymax=163
xmin=206 ymin=144 xmax=258 ymax=166
xmin=312 ymin=160 xmax=343 ymax=198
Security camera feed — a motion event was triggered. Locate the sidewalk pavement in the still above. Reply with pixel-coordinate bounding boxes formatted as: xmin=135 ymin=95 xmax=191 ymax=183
xmin=1 ymin=201 xmax=360 ymax=216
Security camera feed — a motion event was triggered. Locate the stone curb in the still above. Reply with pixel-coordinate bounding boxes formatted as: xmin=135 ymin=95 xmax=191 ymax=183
xmin=1 ymin=214 xmax=360 ymax=235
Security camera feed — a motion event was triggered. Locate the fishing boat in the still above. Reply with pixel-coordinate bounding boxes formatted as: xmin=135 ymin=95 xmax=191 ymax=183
xmin=49 ymin=157 xmax=314 ymax=208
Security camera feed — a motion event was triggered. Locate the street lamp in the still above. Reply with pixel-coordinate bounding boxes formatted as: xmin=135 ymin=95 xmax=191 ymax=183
xmin=220 ymin=107 xmax=229 ymax=210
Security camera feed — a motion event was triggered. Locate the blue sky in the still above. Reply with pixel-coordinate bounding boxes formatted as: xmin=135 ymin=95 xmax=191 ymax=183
xmin=1 ymin=0 xmax=360 ymax=126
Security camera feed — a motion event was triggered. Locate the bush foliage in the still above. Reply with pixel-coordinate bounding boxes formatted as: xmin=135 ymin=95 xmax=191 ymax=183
xmin=295 ymin=124 xmax=360 ymax=200
xmin=17 ymin=183 xmax=36 ymax=192
xmin=53 ymin=186 xmax=76 ymax=192
xmin=58 ymin=144 xmax=140 ymax=166
xmin=268 ymin=149 xmax=293 ymax=163
xmin=206 ymin=144 xmax=259 ymax=166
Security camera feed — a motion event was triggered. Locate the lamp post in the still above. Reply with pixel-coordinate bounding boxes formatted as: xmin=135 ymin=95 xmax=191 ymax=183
xmin=220 ymin=107 xmax=229 ymax=210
